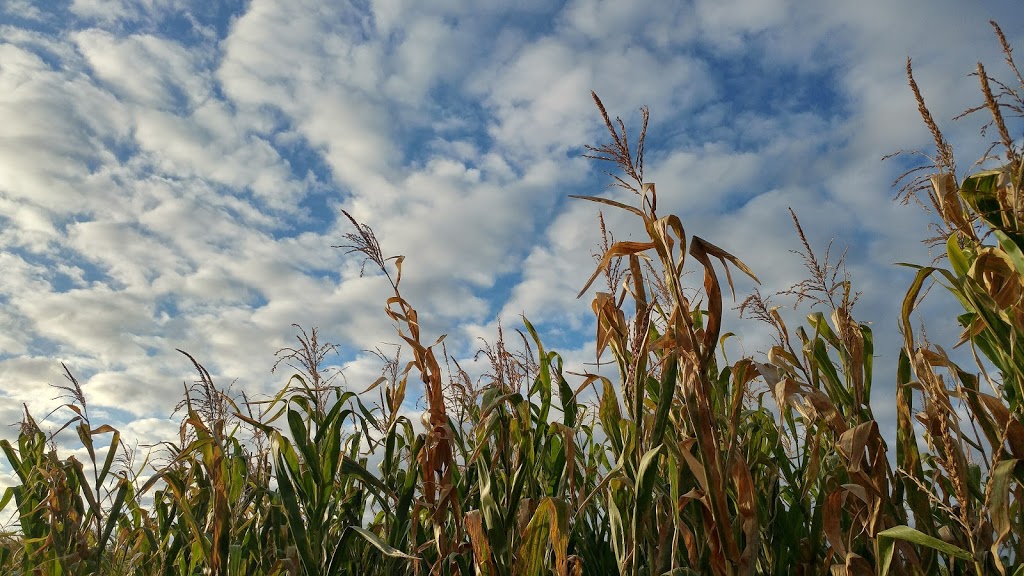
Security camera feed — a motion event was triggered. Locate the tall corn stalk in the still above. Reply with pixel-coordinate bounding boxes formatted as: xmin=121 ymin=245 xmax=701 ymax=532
xmin=0 ymin=368 xmax=133 ymax=576
xmin=880 ymin=20 xmax=1024 ymax=575
xmin=574 ymin=91 xmax=766 ymax=575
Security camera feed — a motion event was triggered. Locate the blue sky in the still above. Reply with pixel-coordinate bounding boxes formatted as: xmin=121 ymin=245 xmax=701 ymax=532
xmin=0 ymin=0 xmax=1021 ymax=485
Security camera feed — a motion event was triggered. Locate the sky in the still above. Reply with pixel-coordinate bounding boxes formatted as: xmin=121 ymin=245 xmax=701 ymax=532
xmin=0 ymin=0 xmax=1021 ymax=487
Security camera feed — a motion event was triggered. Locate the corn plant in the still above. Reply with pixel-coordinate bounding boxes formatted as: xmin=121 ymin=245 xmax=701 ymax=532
xmin=877 ymin=21 xmax=1024 ymax=574
xmin=0 ymin=367 xmax=133 ymax=576
xmin=743 ymin=224 xmax=911 ymax=574
xmin=570 ymin=92 xmax=771 ymax=575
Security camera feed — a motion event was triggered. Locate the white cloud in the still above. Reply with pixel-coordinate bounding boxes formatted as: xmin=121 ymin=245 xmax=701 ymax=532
xmin=0 ymin=42 xmax=128 ymax=216
xmin=68 ymin=220 xmax=191 ymax=288
xmin=693 ymin=0 xmax=794 ymax=53
xmin=74 ymin=30 xmax=210 ymax=109
xmin=69 ymin=0 xmax=197 ymax=27
xmin=70 ymin=0 xmax=139 ymax=23
xmin=0 ymin=357 xmax=70 ymax=419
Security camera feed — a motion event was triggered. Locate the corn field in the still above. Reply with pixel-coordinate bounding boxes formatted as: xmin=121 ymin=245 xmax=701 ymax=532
xmin=2 ymin=21 xmax=1023 ymax=576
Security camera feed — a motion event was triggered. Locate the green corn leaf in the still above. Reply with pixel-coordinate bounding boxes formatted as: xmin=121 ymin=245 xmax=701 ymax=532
xmin=554 ymin=354 xmax=577 ymax=429
xmin=809 ymin=338 xmax=850 ymax=406
xmin=476 ymin=455 xmax=509 ymax=558
xmin=98 ymin=477 xmax=129 ymax=553
xmin=877 ymin=525 xmax=971 ymax=576
xmin=347 ymin=526 xmax=418 ymax=559
xmin=947 ymin=234 xmax=971 ymax=276
xmin=162 ymin=473 xmax=212 ymax=562
xmin=388 ymin=434 xmax=421 ymax=551
xmin=287 ymin=408 xmax=323 ymax=489
xmin=990 ymin=459 xmax=1024 ymax=561
xmin=504 ymin=464 xmax=528 ymax=535
xmin=894 ymin=350 xmax=935 ymax=552
xmin=807 ymin=312 xmax=841 ymax=350
xmin=276 ymin=450 xmax=316 ymax=574
xmin=531 ymin=350 xmax=554 ymax=428
xmin=651 ymin=354 xmax=677 ymax=449
xmin=322 ymin=412 xmax=343 ymax=482
xmin=1 ymin=440 xmax=26 ymax=484
xmin=96 ymin=426 xmax=120 ymax=489
xmin=995 ymin=228 xmax=1024 ymax=276
xmin=77 ymin=421 xmax=96 ymax=466
xmin=315 ymin=392 xmax=355 ymax=443
xmin=633 ymin=444 xmax=663 ymax=548
xmin=523 ymin=316 xmax=546 ymax=358
xmin=514 ymin=497 xmax=569 ymax=576
xmin=341 ymin=456 xmax=393 ymax=513
xmin=0 ymin=487 xmax=13 ymax=513
xmin=600 ymin=380 xmax=623 ymax=457
xmin=608 ymin=491 xmax=627 ymax=571
xmin=960 ymin=169 xmax=1006 ymax=228
xmin=68 ymin=456 xmax=101 ymax=520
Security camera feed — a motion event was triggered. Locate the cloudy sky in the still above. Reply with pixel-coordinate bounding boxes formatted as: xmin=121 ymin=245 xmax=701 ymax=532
xmin=0 ymin=0 xmax=1021 ymax=477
